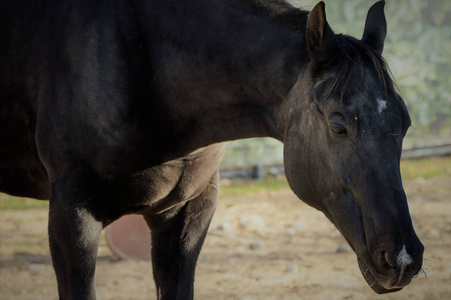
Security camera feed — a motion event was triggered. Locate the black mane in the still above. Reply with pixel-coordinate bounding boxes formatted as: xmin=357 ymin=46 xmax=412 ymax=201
xmin=247 ymin=1 xmax=396 ymax=102
xmin=323 ymin=35 xmax=397 ymax=102
xmin=247 ymin=0 xmax=309 ymax=32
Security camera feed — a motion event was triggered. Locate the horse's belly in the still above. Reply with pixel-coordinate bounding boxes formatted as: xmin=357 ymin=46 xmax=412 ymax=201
xmin=0 ymin=168 xmax=49 ymax=200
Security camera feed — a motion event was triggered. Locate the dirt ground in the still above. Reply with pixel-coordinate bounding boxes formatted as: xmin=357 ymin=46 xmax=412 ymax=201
xmin=1 ymin=176 xmax=450 ymax=300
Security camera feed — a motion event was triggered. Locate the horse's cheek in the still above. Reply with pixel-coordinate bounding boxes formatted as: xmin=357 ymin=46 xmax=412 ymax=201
xmin=283 ymin=139 xmax=320 ymax=208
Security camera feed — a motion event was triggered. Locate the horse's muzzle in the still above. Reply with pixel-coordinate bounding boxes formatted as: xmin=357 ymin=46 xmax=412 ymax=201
xmin=357 ymin=242 xmax=424 ymax=294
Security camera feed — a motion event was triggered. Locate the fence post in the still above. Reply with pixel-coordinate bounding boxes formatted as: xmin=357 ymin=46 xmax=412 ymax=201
xmin=252 ymin=164 xmax=264 ymax=180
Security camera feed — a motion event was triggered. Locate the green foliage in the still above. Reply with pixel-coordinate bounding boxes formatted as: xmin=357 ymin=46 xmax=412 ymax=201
xmin=220 ymin=178 xmax=289 ymax=197
xmin=221 ymin=138 xmax=283 ymax=168
xmin=400 ymin=156 xmax=451 ymax=179
xmin=0 ymin=193 xmax=49 ymax=210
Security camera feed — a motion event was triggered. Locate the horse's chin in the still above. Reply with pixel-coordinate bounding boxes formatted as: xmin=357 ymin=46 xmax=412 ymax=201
xmin=357 ymin=258 xmax=403 ymax=294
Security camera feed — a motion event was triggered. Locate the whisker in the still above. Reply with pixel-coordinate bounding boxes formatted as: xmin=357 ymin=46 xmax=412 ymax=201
xmin=414 ymin=267 xmax=430 ymax=279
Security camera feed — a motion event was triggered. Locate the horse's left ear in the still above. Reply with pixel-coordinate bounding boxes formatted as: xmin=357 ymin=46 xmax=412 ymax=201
xmin=362 ymin=0 xmax=387 ymax=54
xmin=306 ymin=1 xmax=338 ymax=63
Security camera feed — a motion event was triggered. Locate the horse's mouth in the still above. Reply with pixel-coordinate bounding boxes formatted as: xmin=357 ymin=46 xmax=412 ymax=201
xmin=357 ymin=258 xmax=403 ymax=294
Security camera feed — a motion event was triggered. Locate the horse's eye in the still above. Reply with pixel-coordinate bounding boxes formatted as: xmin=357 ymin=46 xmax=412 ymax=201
xmin=331 ymin=124 xmax=347 ymax=136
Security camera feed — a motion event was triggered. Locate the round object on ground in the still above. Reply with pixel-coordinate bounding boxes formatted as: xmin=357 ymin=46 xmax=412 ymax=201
xmin=105 ymin=214 xmax=151 ymax=260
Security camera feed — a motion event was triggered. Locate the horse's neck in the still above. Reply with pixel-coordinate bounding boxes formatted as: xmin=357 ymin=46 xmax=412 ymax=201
xmin=148 ymin=0 xmax=308 ymax=154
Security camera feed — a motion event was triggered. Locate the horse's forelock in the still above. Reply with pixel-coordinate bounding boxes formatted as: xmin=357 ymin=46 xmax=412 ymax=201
xmin=317 ymin=35 xmax=398 ymax=104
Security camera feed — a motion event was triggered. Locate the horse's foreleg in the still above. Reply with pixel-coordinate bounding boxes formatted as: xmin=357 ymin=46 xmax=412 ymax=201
xmin=145 ymin=172 xmax=219 ymax=300
xmin=48 ymin=182 xmax=103 ymax=300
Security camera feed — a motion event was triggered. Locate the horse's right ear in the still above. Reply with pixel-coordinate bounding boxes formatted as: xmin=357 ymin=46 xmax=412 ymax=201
xmin=306 ymin=1 xmax=338 ymax=63
xmin=361 ymin=0 xmax=386 ymax=54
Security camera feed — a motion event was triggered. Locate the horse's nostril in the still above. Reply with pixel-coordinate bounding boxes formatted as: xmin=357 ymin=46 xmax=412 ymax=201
xmin=384 ymin=251 xmax=395 ymax=267
xmin=396 ymin=245 xmax=414 ymax=267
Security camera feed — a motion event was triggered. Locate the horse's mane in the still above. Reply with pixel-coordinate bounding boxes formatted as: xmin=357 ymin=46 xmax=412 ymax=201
xmin=246 ymin=1 xmax=398 ymax=102
xmin=246 ymin=0 xmax=309 ymax=32
xmin=324 ymin=35 xmax=398 ymax=102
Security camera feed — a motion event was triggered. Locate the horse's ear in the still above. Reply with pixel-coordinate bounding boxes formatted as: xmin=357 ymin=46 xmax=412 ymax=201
xmin=362 ymin=1 xmax=386 ymax=54
xmin=306 ymin=1 xmax=337 ymax=63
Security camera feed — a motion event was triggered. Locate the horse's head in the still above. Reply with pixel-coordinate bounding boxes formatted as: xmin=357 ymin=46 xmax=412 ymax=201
xmin=282 ymin=1 xmax=423 ymax=294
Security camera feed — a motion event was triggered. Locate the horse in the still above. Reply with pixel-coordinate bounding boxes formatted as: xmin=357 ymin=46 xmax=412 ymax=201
xmin=0 ymin=0 xmax=424 ymax=299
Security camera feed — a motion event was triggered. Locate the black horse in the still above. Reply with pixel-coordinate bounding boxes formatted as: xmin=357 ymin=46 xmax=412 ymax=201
xmin=0 ymin=0 xmax=424 ymax=299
